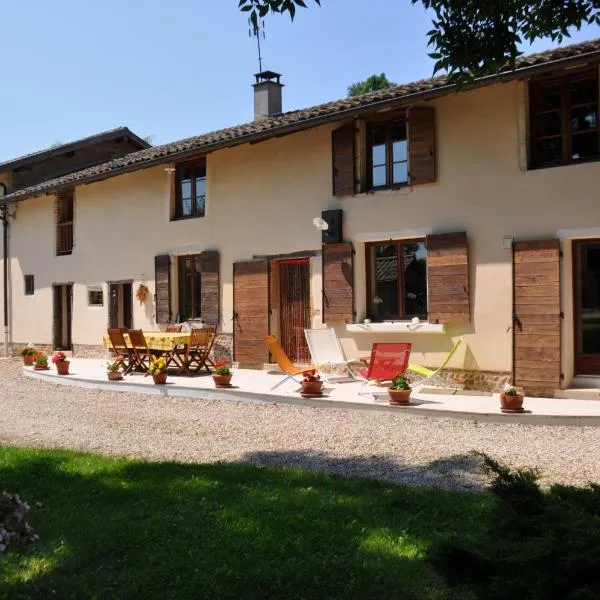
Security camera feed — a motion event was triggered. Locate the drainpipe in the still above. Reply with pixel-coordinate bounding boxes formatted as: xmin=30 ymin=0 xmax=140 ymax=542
xmin=0 ymin=203 xmax=8 ymax=357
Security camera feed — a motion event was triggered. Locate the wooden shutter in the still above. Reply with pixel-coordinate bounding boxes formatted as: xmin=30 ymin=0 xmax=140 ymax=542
xmin=513 ymin=240 xmax=561 ymax=395
xmin=154 ymin=254 xmax=171 ymax=325
xmin=323 ymin=242 xmax=354 ymax=324
xmin=408 ymin=107 xmax=436 ymax=185
xmin=233 ymin=260 xmax=269 ymax=366
xmin=426 ymin=232 xmax=470 ymax=324
xmin=332 ymin=122 xmax=355 ymax=196
xmin=199 ymin=250 xmax=219 ymax=328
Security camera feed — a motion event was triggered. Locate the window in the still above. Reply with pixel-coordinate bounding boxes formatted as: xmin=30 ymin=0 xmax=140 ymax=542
xmin=88 ymin=287 xmax=104 ymax=306
xmin=175 ymin=161 xmax=206 ymax=219
xmin=56 ymin=189 xmax=74 ymax=256
xmin=178 ymin=255 xmax=202 ymax=320
xmin=24 ymin=275 xmax=34 ymax=296
xmin=530 ymin=69 xmax=599 ymax=168
xmin=366 ymin=240 xmax=427 ymax=320
xmin=368 ymin=120 xmax=408 ymax=189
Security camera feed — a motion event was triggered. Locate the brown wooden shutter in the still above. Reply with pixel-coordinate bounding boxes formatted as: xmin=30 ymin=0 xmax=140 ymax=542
xmin=199 ymin=250 xmax=219 ymax=328
xmin=323 ymin=242 xmax=354 ymax=324
xmin=408 ymin=107 xmax=436 ymax=185
xmin=426 ymin=232 xmax=470 ymax=324
xmin=513 ymin=239 xmax=561 ymax=395
xmin=332 ymin=122 xmax=355 ymax=196
xmin=233 ymin=260 xmax=269 ymax=366
xmin=154 ymin=254 xmax=171 ymax=325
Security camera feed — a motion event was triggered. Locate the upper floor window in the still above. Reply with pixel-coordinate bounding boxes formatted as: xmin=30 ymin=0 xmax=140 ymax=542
xmin=368 ymin=120 xmax=408 ymax=189
xmin=56 ymin=189 xmax=74 ymax=256
xmin=175 ymin=161 xmax=206 ymax=219
xmin=530 ymin=69 xmax=599 ymax=168
xmin=366 ymin=239 xmax=427 ymax=321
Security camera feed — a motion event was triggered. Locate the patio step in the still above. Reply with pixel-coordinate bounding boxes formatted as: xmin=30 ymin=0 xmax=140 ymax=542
xmin=555 ymin=388 xmax=600 ymax=401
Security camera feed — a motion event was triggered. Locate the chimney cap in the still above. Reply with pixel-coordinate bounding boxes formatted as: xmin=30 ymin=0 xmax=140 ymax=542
xmin=254 ymin=70 xmax=282 ymax=85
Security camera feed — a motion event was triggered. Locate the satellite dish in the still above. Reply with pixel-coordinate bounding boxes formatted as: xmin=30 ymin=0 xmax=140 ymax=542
xmin=312 ymin=217 xmax=329 ymax=231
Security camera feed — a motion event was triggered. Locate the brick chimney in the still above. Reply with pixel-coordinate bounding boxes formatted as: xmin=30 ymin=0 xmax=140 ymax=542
xmin=253 ymin=71 xmax=283 ymax=120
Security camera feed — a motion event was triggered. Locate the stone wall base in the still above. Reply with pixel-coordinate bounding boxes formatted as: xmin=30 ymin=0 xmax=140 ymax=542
xmin=406 ymin=368 xmax=512 ymax=393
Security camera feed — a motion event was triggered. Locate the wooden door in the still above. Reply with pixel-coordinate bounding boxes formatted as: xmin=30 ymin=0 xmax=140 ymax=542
xmin=53 ymin=284 xmax=73 ymax=350
xmin=279 ymin=258 xmax=311 ymax=363
xmin=573 ymin=240 xmax=600 ymax=375
xmin=109 ymin=283 xmax=133 ymax=329
xmin=513 ymin=240 xmax=561 ymax=395
xmin=233 ymin=260 xmax=269 ymax=366
xmin=123 ymin=283 xmax=133 ymax=329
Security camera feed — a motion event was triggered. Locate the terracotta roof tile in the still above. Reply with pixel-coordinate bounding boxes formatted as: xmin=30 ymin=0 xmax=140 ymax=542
xmin=3 ymin=37 xmax=600 ymax=203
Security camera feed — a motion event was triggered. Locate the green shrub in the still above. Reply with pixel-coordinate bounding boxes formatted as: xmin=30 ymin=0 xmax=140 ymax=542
xmin=432 ymin=453 xmax=600 ymax=599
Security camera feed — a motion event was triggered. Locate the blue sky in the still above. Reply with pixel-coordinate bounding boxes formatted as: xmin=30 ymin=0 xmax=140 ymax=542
xmin=1 ymin=0 xmax=598 ymax=161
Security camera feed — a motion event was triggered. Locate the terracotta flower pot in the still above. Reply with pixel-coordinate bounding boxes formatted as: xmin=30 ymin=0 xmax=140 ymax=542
xmin=212 ymin=374 xmax=232 ymax=388
xmin=55 ymin=361 xmax=70 ymax=375
xmin=153 ymin=372 xmax=168 ymax=385
xmin=107 ymin=372 xmax=123 ymax=381
xmin=23 ymin=355 xmax=34 ymax=366
xmin=388 ymin=388 xmax=411 ymax=405
xmin=300 ymin=380 xmax=323 ymax=396
xmin=34 ymin=364 xmax=49 ymax=370
xmin=500 ymin=393 xmax=524 ymax=411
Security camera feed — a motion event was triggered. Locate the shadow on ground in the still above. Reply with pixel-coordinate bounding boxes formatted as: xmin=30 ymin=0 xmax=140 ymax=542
xmin=0 ymin=447 xmax=490 ymax=600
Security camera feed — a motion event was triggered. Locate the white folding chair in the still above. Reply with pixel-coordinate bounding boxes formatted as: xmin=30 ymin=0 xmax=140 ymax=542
xmin=304 ymin=328 xmax=361 ymax=383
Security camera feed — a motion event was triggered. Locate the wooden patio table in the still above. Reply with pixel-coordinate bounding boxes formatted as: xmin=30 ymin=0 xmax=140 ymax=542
xmin=102 ymin=332 xmax=190 ymax=353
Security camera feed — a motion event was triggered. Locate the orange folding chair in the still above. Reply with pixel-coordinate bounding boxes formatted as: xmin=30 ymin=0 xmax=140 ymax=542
xmin=264 ymin=335 xmax=321 ymax=391
xmin=356 ymin=342 xmax=412 ymax=399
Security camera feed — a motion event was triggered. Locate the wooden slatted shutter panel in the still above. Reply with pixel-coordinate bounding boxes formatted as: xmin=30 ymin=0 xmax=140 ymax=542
xmin=233 ymin=260 xmax=269 ymax=366
xmin=332 ymin=122 xmax=355 ymax=196
xmin=323 ymin=242 xmax=354 ymax=324
xmin=408 ymin=107 xmax=436 ymax=185
xmin=199 ymin=250 xmax=219 ymax=328
xmin=154 ymin=254 xmax=171 ymax=325
xmin=513 ymin=240 xmax=561 ymax=395
xmin=426 ymin=232 xmax=470 ymax=324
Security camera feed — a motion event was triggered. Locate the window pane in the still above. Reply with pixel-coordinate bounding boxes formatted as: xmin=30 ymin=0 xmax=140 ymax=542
xmin=536 ymin=138 xmax=563 ymax=164
xmin=391 ymin=122 xmax=406 ymax=143
xmin=571 ymin=107 xmax=598 ymax=132
xmin=536 ymin=111 xmax=562 ymax=137
xmin=195 ymin=177 xmax=206 ymax=216
xmin=372 ymin=165 xmax=387 ymax=187
xmin=392 ymin=139 xmax=407 ymax=163
xmin=193 ymin=257 xmax=202 ymax=319
xmin=372 ymin=143 xmax=386 ymax=167
xmin=392 ymin=162 xmax=408 ymax=185
xmin=402 ymin=242 xmax=427 ymax=318
xmin=180 ymin=178 xmax=192 ymax=216
xmin=536 ymin=86 xmax=562 ymax=111
xmin=371 ymin=244 xmax=398 ymax=318
xmin=571 ymin=78 xmax=597 ymax=106
xmin=372 ymin=125 xmax=387 ymax=146
xmin=572 ymin=132 xmax=599 ymax=161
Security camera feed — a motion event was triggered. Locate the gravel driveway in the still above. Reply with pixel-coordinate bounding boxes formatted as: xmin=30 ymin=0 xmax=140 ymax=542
xmin=1 ymin=359 xmax=599 ymax=490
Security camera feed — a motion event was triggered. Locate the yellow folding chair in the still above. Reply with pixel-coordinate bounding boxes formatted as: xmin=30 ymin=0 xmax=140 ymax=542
xmin=406 ymin=337 xmax=464 ymax=388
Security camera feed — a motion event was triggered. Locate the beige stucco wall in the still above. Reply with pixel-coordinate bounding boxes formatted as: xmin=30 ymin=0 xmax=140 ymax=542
xmin=5 ymin=79 xmax=600 ymax=383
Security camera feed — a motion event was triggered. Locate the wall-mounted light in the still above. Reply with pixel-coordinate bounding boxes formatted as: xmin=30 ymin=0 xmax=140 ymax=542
xmin=503 ymin=235 xmax=514 ymax=250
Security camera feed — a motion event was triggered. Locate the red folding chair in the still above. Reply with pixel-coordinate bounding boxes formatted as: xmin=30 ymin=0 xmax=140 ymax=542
xmin=356 ymin=342 xmax=412 ymax=399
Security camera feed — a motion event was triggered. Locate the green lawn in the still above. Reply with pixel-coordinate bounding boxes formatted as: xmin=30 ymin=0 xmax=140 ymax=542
xmin=0 ymin=447 xmax=489 ymax=600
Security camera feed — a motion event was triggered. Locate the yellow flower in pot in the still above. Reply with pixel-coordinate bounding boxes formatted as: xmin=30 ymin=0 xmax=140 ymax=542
xmin=148 ymin=356 xmax=168 ymax=384
xmin=20 ymin=345 xmax=37 ymax=366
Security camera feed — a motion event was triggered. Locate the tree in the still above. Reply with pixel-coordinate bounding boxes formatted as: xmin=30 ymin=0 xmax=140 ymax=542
xmin=238 ymin=0 xmax=600 ymax=80
xmin=347 ymin=73 xmax=396 ymax=97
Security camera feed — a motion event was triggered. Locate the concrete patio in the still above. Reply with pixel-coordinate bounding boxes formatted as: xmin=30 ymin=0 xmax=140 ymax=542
xmin=22 ymin=359 xmax=600 ymax=426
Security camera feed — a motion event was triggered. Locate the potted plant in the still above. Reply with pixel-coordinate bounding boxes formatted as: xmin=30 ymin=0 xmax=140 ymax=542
xmin=212 ymin=361 xmax=233 ymax=388
xmin=51 ymin=351 xmax=70 ymax=375
xmin=20 ymin=345 xmax=37 ymax=366
xmin=388 ymin=374 xmax=412 ymax=405
xmin=300 ymin=371 xmax=323 ymax=396
xmin=148 ymin=356 xmax=167 ymax=384
xmin=500 ymin=383 xmax=524 ymax=411
xmin=106 ymin=357 xmax=124 ymax=381
xmin=33 ymin=352 xmax=49 ymax=371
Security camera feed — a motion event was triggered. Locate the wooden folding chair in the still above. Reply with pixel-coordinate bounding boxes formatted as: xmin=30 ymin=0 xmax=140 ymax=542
xmin=264 ymin=335 xmax=321 ymax=391
xmin=356 ymin=343 xmax=412 ymax=399
xmin=107 ymin=328 xmax=135 ymax=375
xmin=127 ymin=329 xmax=152 ymax=373
xmin=166 ymin=324 xmax=183 ymax=333
xmin=177 ymin=328 xmax=215 ymax=375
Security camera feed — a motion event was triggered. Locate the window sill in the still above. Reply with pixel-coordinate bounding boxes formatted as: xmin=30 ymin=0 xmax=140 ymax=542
xmin=171 ymin=214 xmax=205 ymax=222
xmin=346 ymin=322 xmax=445 ymax=334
